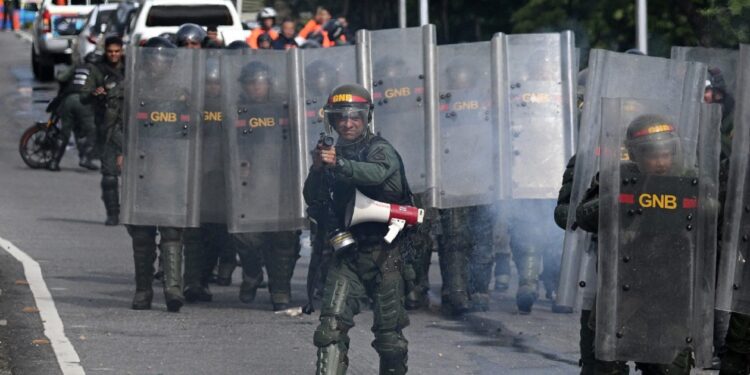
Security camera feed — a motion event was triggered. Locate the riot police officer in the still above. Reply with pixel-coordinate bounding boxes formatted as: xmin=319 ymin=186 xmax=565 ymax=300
xmin=84 ymin=36 xmax=125 ymax=226
xmin=124 ymin=37 xmax=188 ymax=312
xmin=175 ymin=23 xmax=207 ymax=49
xmin=174 ymin=23 xmax=215 ymax=303
xmin=304 ymin=84 xmax=411 ymax=374
xmin=232 ymin=61 xmax=302 ymax=311
xmin=576 ymin=114 xmax=701 ymax=374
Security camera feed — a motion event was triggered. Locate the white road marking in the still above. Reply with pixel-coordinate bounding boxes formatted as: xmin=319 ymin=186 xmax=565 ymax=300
xmin=0 ymin=236 xmax=85 ymax=375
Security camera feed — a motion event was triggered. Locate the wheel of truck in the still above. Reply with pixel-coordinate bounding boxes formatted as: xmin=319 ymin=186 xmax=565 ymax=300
xmin=38 ymin=58 xmax=54 ymax=82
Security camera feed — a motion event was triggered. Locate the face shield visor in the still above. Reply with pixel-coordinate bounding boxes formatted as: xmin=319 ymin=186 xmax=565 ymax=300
xmin=626 ymin=127 xmax=682 ymax=175
xmin=323 ymin=104 xmax=370 ymax=135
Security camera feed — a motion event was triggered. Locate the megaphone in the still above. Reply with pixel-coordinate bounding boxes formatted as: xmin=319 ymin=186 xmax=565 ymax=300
xmin=345 ymin=189 xmax=425 ymax=244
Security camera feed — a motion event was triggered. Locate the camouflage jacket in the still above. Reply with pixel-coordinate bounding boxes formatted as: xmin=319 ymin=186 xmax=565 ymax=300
xmin=303 ymin=133 xmax=412 ymax=238
xmin=83 ymin=60 xmax=125 ymax=131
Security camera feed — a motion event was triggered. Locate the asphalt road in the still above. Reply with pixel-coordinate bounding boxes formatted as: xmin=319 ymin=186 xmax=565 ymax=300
xmin=0 ymin=31 xmax=582 ymax=374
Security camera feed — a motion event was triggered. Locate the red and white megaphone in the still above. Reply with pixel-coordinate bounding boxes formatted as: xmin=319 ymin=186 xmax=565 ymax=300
xmin=344 ymin=189 xmax=425 ymax=243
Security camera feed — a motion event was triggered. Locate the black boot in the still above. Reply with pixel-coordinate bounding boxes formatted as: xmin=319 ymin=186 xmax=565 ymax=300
xmin=101 ymin=176 xmax=120 ymax=226
xmin=129 ymin=227 xmax=156 ymax=310
xmin=239 ymin=271 xmax=262 ymax=304
xmin=79 ymin=155 xmax=99 ymax=170
xmin=47 ymin=139 xmax=66 ymax=171
xmin=132 ymin=251 xmax=155 ymax=310
xmin=183 ymin=228 xmax=212 ymax=303
xmin=160 ymin=237 xmax=184 ymax=312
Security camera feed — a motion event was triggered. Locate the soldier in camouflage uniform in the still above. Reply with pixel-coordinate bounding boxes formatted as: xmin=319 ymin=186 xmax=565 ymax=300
xmin=304 ymin=84 xmax=411 ymax=375
xmin=50 ymin=51 xmax=100 ymax=171
xmin=83 ymin=36 xmax=125 ymax=226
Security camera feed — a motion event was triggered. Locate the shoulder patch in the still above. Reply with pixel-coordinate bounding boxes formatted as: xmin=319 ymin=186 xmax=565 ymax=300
xmin=369 ymin=146 xmax=386 ymax=161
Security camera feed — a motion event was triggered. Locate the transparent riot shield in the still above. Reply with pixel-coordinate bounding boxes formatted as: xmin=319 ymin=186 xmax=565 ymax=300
xmin=291 ymin=45 xmax=358 ymax=171
xmin=716 ymin=44 xmax=750 ymax=314
xmin=121 ymin=47 xmax=204 ymax=227
xmin=358 ymin=25 xmax=437 ymax=193
xmin=426 ymin=41 xmax=494 ymax=209
xmin=494 ymin=32 xmax=577 ymax=201
xmin=200 ymin=50 xmax=226 ymax=224
xmin=671 ymin=46 xmax=738 ymax=97
xmin=221 ymin=49 xmax=305 ymax=233
xmin=596 ymin=97 xmax=719 ymax=366
xmin=489 ymin=32 xmax=578 ymax=309
xmin=555 ymin=50 xmax=707 ymax=312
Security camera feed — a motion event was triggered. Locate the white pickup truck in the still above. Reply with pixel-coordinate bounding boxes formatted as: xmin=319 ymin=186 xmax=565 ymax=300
xmin=128 ymin=0 xmax=247 ymax=46
xmin=31 ymin=0 xmax=102 ymax=81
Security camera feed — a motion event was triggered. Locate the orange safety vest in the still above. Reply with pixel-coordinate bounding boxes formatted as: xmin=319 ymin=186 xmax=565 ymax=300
xmin=298 ymin=20 xmax=334 ymax=47
xmin=246 ymin=28 xmax=279 ymax=49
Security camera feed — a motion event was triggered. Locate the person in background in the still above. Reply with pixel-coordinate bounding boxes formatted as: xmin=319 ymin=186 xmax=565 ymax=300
xmin=205 ymin=25 xmax=223 ymax=48
xmin=272 ymin=19 xmax=298 ymax=50
xmin=257 ymin=33 xmax=273 ymax=49
xmin=247 ymin=7 xmax=279 ymax=49
xmin=298 ymin=6 xmax=333 ymax=47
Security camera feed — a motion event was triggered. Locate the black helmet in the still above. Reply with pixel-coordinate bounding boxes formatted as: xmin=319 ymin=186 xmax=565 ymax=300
xmin=323 ymin=84 xmax=374 ymax=133
xmin=706 ymin=67 xmax=727 ymax=95
xmin=239 ymin=61 xmax=270 ymax=83
xmin=375 ymin=56 xmax=407 ymax=79
xmin=305 ymin=60 xmax=333 ymax=95
xmin=176 ymin=23 xmax=207 ymax=47
xmin=206 ymin=56 xmax=220 ymax=83
xmin=625 ymin=114 xmax=680 ymax=170
xmin=226 ymin=40 xmax=250 ymax=50
xmin=445 ymin=63 xmax=476 ymax=90
xmin=143 ymin=36 xmax=176 ymax=49
xmin=142 ymin=37 xmax=176 ymax=74
xmin=324 ymin=19 xmax=343 ymax=40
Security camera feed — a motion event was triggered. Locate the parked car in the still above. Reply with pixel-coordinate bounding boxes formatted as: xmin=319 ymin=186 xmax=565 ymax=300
xmin=109 ymin=0 xmax=139 ymax=44
xmin=31 ymin=0 xmax=103 ymax=81
xmin=72 ymin=3 xmax=117 ymax=65
xmin=128 ymin=0 xmax=247 ymax=47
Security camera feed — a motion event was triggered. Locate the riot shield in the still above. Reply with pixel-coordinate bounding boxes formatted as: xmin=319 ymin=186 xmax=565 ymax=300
xmin=716 ymin=44 xmax=750 ymax=314
xmin=671 ymin=46 xmax=738 ymax=97
xmin=292 ymin=45 xmax=358 ymax=171
xmin=121 ymin=47 xmax=204 ymax=227
xmin=200 ymin=50 xmax=226 ymax=224
xmin=221 ymin=49 xmax=305 ymax=233
xmin=555 ymin=50 xmax=707 ymax=312
xmin=494 ymin=32 xmax=577 ymax=201
xmin=358 ymin=25 xmax=437 ymax=193
xmin=595 ymin=97 xmax=719 ymax=366
xmin=426 ymin=41 xmax=494 ymax=209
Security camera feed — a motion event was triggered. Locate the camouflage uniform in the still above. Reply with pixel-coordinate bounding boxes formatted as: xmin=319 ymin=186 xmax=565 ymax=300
xmin=83 ymin=58 xmax=125 ymax=224
xmin=304 ymin=132 xmax=411 ymax=375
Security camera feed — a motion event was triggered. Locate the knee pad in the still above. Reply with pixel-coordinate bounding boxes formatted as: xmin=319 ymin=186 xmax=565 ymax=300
xmin=314 ymin=317 xmax=349 ymax=348
xmin=372 ymin=331 xmax=408 ymax=357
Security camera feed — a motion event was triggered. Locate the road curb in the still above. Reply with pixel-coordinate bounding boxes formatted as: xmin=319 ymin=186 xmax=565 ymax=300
xmin=14 ymin=30 xmax=32 ymax=43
